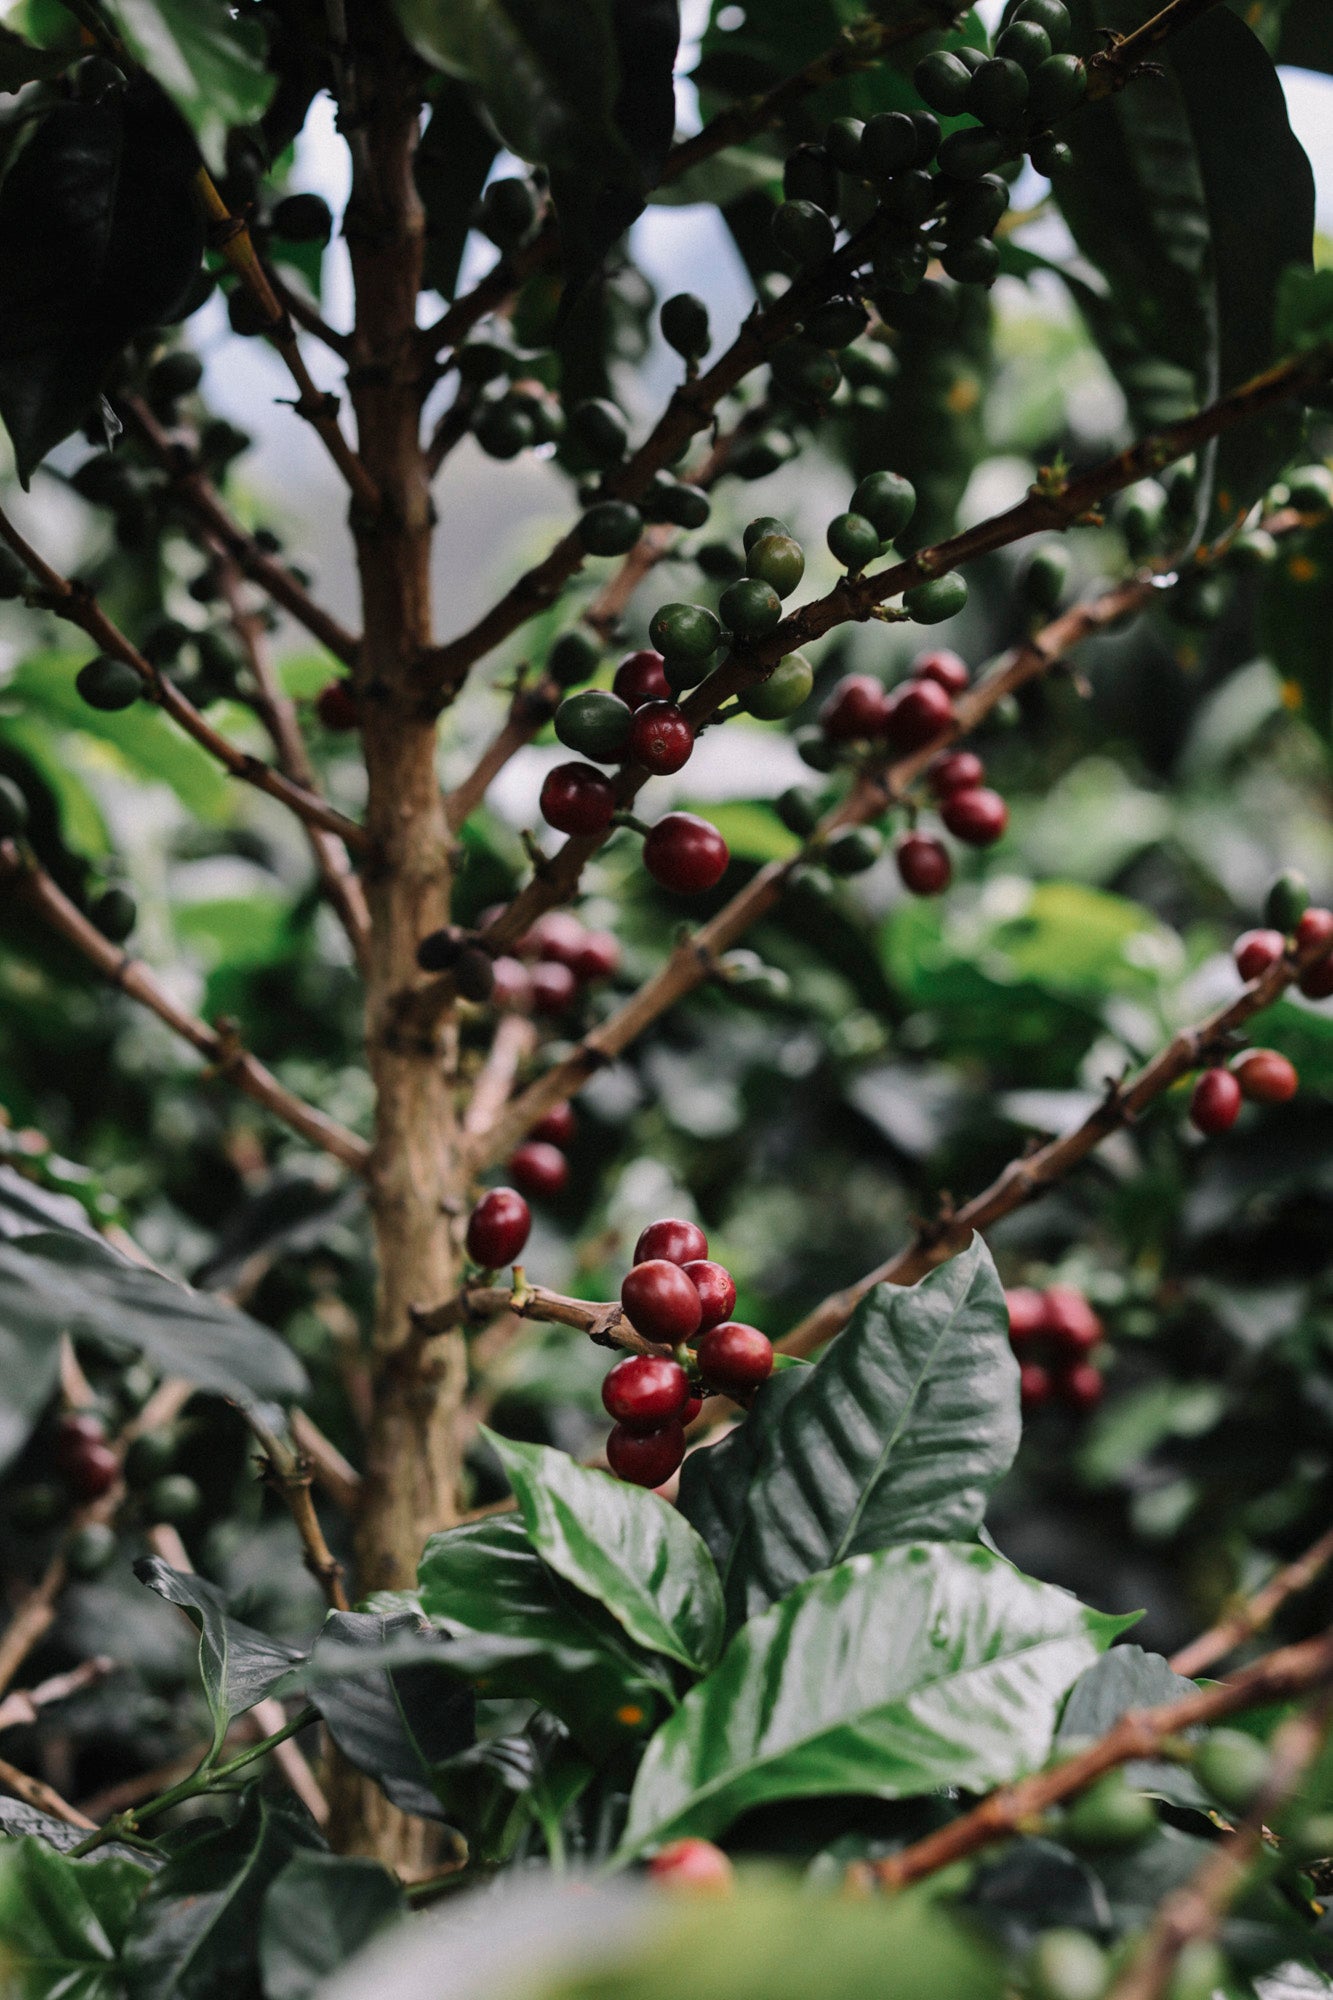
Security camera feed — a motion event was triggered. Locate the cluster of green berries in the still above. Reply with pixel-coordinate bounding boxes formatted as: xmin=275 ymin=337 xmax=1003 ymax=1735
xmin=1005 ymin=1285 xmax=1104 ymax=1413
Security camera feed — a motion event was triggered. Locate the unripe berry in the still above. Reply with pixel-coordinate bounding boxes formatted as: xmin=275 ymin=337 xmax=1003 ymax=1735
xmin=613 ymin=650 xmax=671 ymax=708
xmin=606 ymin=1420 xmax=686 ymax=1486
xmin=531 ymin=1102 xmax=576 ymax=1147
xmin=743 ymin=515 xmax=790 ymax=554
xmin=636 ymin=1218 xmax=708 ymax=1266
xmin=1024 ymin=543 xmax=1070 ymax=613
xmin=940 ymin=786 xmax=1008 ymax=847
xmin=883 ymin=678 xmax=954 ymax=752
xmin=996 ymin=19 xmax=1052 ymax=70
xmin=1190 ymin=1067 xmax=1242 ymax=1136
xmin=697 ymin=1320 xmax=774 ymax=1395
xmin=1233 ymin=928 xmax=1285 ymax=981
xmin=643 ymin=813 xmax=730 ymax=895
xmin=803 ymin=298 xmax=868 ymax=349
xmin=555 ymin=690 xmax=632 ymax=763
xmin=77 ymin=655 xmax=141 ymax=711
xmin=826 ymin=512 xmax=882 ymax=572
xmin=683 ymin=1259 xmax=736 ymax=1330
xmin=572 ymin=931 xmax=620 ymax=983
xmin=628 ymin=702 xmax=694 ymax=775
xmin=646 ymin=1838 xmax=734 ymax=1893
xmin=1044 ymin=1287 xmax=1102 ymax=1355
xmin=1016 ymin=0 xmax=1072 ymax=51
xmin=621 ymin=1260 xmax=703 ymax=1343
xmin=1265 ymin=868 xmax=1310 ymax=932
xmin=903 ymin=572 xmax=968 ymax=623
xmin=579 ymin=501 xmax=642 ymax=557
xmin=1168 ymin=1943 xmax=1227 ymax=2000
xmin=896 ymin=831 xmax=952 ymax=896
xmin=648 ymin=603 xmax=722 ymax=664
xmin=938 ymin=128 xmax=1007 ymax=179
xmin=914 ymin=648 xmax=969 ymax=694
xmin=547 ymin=628 xmax=602 ymax=688
xmin=602 ymin=1354 xmax=691 ymax=1430
xmin=825 ymin=827 xmax=882 ymax=875
xmin=1230 ymin=1048 xmax=1298 ymax=1104
xmin=820 ymin=674 xmax=890 ymax=742
xmin=539 ymin=763 xmax=616 ymax=836
xmin=1062 ymin=1771 xmax=1157 ymax=1851
xmin=968 ymin=56 xmax=1029 ymax=128
xmin=771 ymin=198 xmax=835 ymax=267
xmin=1027 ymin=52 xmax=1086 ymax=123
xmin=149 ymin=1473 xmax=200 ymax=1524
xmin=746 ymin=532 xmax=805 ymax=599
xmin=530 ymin=961 xmax=578 ymax=1014
xmin=476 ymin=176 xmax=538 ymax=249
xmin=508 ymin=1141 xmax=569 ymax=1199
xmin=719 ymin=576 xmax=783 ymax=638
xmin=825 ymin=117 xmax=865 ymax=171
xmin=851 ymin=472 xmax=916 ymax=543
xmin=740 ymin=653 xmax=814 ymax=720
xmin=1005 ymin=1287 xmax=1048 ymax=1344
xmin=1020 ymin=1362 xmax=1053 ymax=1410
xmin=914 ymin=50 xmax=974 ymax=115
xmin=1060 ymin=1363 xmax=1105 ymax=1412
xmin=1196 ymin=1728 xmax=1271 ymax=1812
xmin=861 ymin=111 xmax=918 ymax=180
xmin=930 ymin=750 xmax=984 ymax=798
xmin=1028 ymin=1930 xmax=1108 ymax=2000
xmin=660 ymin=292 xmax=710 ymax=361
xmin=66 ymin=1521 xmax=117 ymax=1578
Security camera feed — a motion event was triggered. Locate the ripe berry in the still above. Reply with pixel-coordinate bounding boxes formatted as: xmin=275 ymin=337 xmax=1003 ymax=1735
xmin=914 ymin=648 xmax=969 ymax=695
xmin=1044 ymin=1287 xmax=1102 ymax=1355
xmin=606 ymin=1420 xmax=686 ymax=1487
xmin=635 ymin=1218 xmax=708 ymax=1266
xmin=820 ymin=674 xmax=890 ymax=742
xmin=491 ymin=957 xmax=533 ymax=1009
xmin=315 ymin=680 xmax=359 ymax=731
xmin=572 ymin=931 xmax=620 ymax=983
xmin=683 ymin=1259 xmax=736 ymax=1330
xmin=643 ymin=813 xmax=729 ymax=895
xmin=681 ymin=1394 xmax=703 ymax=1426
xmin=1190 ymin=1067 xmax=1242 ymax=1136
xmin=883 ymin=678 xmax=954 ymax=752
xmin=509 ymin=1141 xmax=569 ymax=1199
xmin=613 ymin=650 xmax=671 ymax=708
xmin=930 ymin=751 xmax=984 ymax=798
xmin=1060 ymin=1363 xmax=1105 ymax=1413
xmin=55 ymin=1412 xmax=107 ymax=1469
xmin=467 ymin=1187 xmax=532 ymax=1266
xmin=531 ymin=1102 xmax=576 ymax=1147
xmin=622 ymin=1260 xmax=704 ymax=1344
xmin=530 ymin=961 xmax=578 ymax=1014
xmin=647 ymin=1838 xmax=735 ymax=1893
xmin=1233 ymin=928 xmax=1285 ymax=981
xmin=696 ymin=1321 xmax=774 ymax=1395
xmin=539 ymin=763 xmax=616 ymax=836
xmin=1005 ymin=1288 xmax=1048 ymax=1344
xmin=602 ymin=1355 xmax=690 ymax=1430
xmin=1231 ymin=1049 xmax=1298 ymax=1104
xmin=896 ymin=831 xmax=952 ymax=896
xmin=66 ymin=1440 xmax=119 ymax=1501
xmin=525 ymin=911 xmax=587 ymax=965
xmin=941 ymin=786 xmax=1008 ymax=846
xmin=1296 ymin=906 xmax=1333 ymax=950
xmin=1295 ymin=907 xmax=1333 ymax=996
xmin=628 ymin=702 xmax=694 ymax=775
xmin=1019 ymin=1362 xmax=1053 ymax=1411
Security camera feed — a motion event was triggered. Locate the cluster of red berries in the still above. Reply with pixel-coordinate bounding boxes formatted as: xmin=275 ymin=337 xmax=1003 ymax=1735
xmin=53 ymin=1411 xmax=119 ymax=1502
xmin=1005 ymin=1285 xmax=1105 ymax=1414
xmin=603 ymin=1218 xmax=774 ymax=1487
xmin=818 ymin=650 xmax=1008 ymax=897
xmin=1234 ymin=904 xmax=1333 ymax=1001
xmin=1185 ymin=900 xmax=1333 ymax=1135
xmin=484 ymin=907 xmax=620 ymax=1019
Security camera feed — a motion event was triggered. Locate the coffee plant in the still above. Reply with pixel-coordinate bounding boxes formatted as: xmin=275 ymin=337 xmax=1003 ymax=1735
xmin=1 ymin=0 xmax=1333 ymax=1993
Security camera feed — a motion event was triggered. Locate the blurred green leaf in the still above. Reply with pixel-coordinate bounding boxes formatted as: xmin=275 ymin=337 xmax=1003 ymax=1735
xmin=258 ymin=1852 xmax=403 ymax=2000
xmin=0 ymin=1839 xmax=148 ymax=2000
xmin=134 ymin=1557 xmax=304 ymax=1759
xmin=107 ymin=0 xmax=274 ymax=168
xmin=9 ymin=653 xmax=230 ymax=819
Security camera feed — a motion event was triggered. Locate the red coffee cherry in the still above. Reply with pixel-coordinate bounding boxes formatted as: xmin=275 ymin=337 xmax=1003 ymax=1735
xmin=683 ymin=1259 xmax=736 ymax=1330
xmin=621 ymin=1260 xmax=703 ymax=1343
xmin=681 ymin=1394 xmax=703 ymax=1426
xmin=55 ymin=1412 xmax=108 ymax=1470
xmin=1233 ymin=929 xmax=1285 ymax=981
xmin=1296 ymin=909 xmax=1333 ymax=997
xmin=1019 ymin=1362 xmax=1053 ymax=1411
xmin=1060 ymin=1363 xmax=1105 ymax=1413
xmin=940 ymin=786 xmax=1008 ymax=847
xmin=602 ymin=1355 xmax=691 ymax=1431
xmin=490 ymin=956 xmax=533 ymax=1009
xmin=696 ymin=1321 xmax=774 ymax=1395
xmin=540 ymin=762 xmax=617 ymax=836
xmin=531 ymin=1102 xmax=577 ymax=1147
xmin=913 ymin=648 xmax=969 ymax=695
xmin=1299 ymin=956 xmax=1333 ymax=1000
xmin=628 ymin=702 xmax=694 ymax=776
xmin=1004 ymin=1287 xmax=1048 ymax=1345
xmin=66 ymin=1440 xmax=119 ymax=1500
xmin=1295 ymin=906 xmax=1333 ymax=953
xmin=635 ymin=1218 xmax=708 ymax=1266
xmin=466 ymin=1187 xmax=532 ymax=1267
xmin=1231 ymin=1048 xmax=1299 ymax=1104
xmin=508 ymin=1141 xmax=569 ymax=1199
xmin=606 ymin=1420 xmax=686 ymax=1487
xmin=530 ymin=961 xmax=578 ymax=1015
xmin=883 ymin=677 xmax=954 ymax=753
xmin=315 ymin=679 xmax=359 ymax=730
xmin=647 ymin=1838 xmax=735 ymax=1892
xmin=643 ymin=813 xmax=729 ymax=895
xmin=524 ymin=911 xmax=588 ymax=965
xmin=896 ymin=831 xmax=952 ymax=896
xmin=572 ymin=930 xmax=620 ymax=983
xmin=613 ymin=649 xmax=671 ymax=709
xmin=1044 ymin=1286 xmax=1102 ymax=1355
xmin=820 ymin=674 xmax=890 ymax=742
xmin=930 ymin=750 xmax=985 ymax=799
xmin=1190 ymin=1067 xmax=1243 ymax=1135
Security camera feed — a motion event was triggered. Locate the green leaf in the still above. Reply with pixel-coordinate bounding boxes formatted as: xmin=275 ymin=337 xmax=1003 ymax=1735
xmin=713 ymin=1239 xmax=1021 ymax=1624
xmin=134 ymin=1558 xmax=305 ymax=1760
xmin=106 ymin=0 xmax=275 ymax=170
xmin=1057 ymin=1644 xmax=1209 ymax=1810
xmin=0 ymin=1838 xmax=149 ymax=2000
xmin=618 ymin=1543 xmax=1134 ymax=1855
xmin=676 ymin=1371 xmax=810 ymax=1577
xmin=258 ymin=1851 xmax=403 ymax=2000
xmin=303 ymin=1611 xmax=476 ymax=1821
xmin=417 ymin=79 xmax=500 ymax=302
xmin=0 ymin=23 xmax=75 ymax=91
xmin=484 ymin=1431 xmax=725 ymax=1673
xmin=1262 ymin=513 xmax=1333 ymax=748
xmin=1275 ymin=266 xmax=1333 ymax=357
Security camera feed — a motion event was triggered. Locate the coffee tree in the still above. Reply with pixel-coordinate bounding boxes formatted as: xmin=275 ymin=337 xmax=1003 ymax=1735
xmin=2 ymin=0 xmax=1333 ymax=1992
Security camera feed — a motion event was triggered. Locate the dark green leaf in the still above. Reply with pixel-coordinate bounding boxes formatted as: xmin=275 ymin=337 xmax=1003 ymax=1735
xmin=618 ymin=1543 xmax=1133 ymax=1854
xmin=0 ymin=1798 xmax=154 ymax=1866
xmin=0 ymin=1838 xmax=149 ymax=2000
xmin=106 ymin=0 xmax=275 ymax=167
xmin=1261 ymin=515 xmax=1333 ymax=747
xmin=1275 ymin=267 xmax=1333 ymax=357
xmin=258 ymin=1851 xmax=403 ymax=2000
xmin=134 ymin=1557 xmax=305 ymax=1760
xmin=305 ymin=1611 xmax=475 ymax=1820
xmin=0 ymin=24 xmax=75 ymax=92
xmin=676 ymin=1370 xmax=810 ymax=1576
xmin=485 ymin=1431 xmax=724 ymax=1672
xmin=417 ymin=79 xmax=499 ymax=301
xmin=1057 ymin=1644 xmax=1209 ymax=1809
xmin=965 ymin=1838 xmax=1112 ymax=1955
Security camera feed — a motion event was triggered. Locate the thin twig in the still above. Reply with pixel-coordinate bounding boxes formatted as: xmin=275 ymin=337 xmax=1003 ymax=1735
xmin=263 ymin=261 xmax=353 ymax=359
xmin=1170 ymin=1526 xmax=1333 ymax=1679
xmin=411 ymin=1279 xmax=666 ymax=1359
xmin=235 ymin=1406 xmax=350 ymax=1612
xmin=463 ymin=1013 xmax=538 ymax=1138
xmin=1085 ymin=0 xmax=1227 ymax=99
xmin=0 ymin=1754 xmax=97 ymax=1830
xmin=290 ymin=1409 xmax=362 ymax=1513
xmin=0 ymin=1658 xmax=117 ymax=1735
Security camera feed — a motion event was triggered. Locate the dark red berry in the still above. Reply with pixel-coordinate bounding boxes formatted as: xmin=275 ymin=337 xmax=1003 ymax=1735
xmin=525 ymin=911 xmax=587 ymax=965
xmin=1043 ymin=1286 xmax=1102 ymax=1355
xmin=1005 ymin=1287 xmax=1048 ymax=1344
xmin=1299 ymin=955 xmax=1333 ymax=1000
xmin=940 ymin=786 xmax=1008 ymax=847
xmin=531 ymin=961 xmax=578 ymax=1014
xmin=896 ymin=831 xmax=952 ymax=896
xmin=1233 ymin=929 xmax=1285 ymax=981
xmin=696 ymin=1321 xmax=773 ymax=1395
xmin=683 ymin=1259 xmax=736 ymax=1330
xmin=1231 ymin=1048 xmax=1299 ymax=1104
xmin=1294 ymin=906 xmax=1333 ymax=952
xmin=635 ymin=1218 xmax=708 ymax=1266
xmin=613 ymin=649 xmax=671 ymax=708
xmin=913 ymin=648 xmax=969 ymax=695
xmin=1296 ymin=908 xmax=1333 ymax=997
xmin=531 ymin=1101 xmax=577 ymax=1147
xmin=315 ymin=680 xmax=359 ymax=730
xmin=491 ymin=956 xmax=533 ymax=1009
xmin=883 ymin=678 xmax=954 ymax=752
xmin=1190 ymin=1067 xmax=1242 ymax=1135
xmin=540 ymin=762 xmax=617 ymax=836
xmin=930 ymin=750 xmax=984 ymax=798
xmin=602 ymin=1354 xmax=691 ymax=1430
xmin=1060 ymin=1363 xmax=1105 ymax=1413
xmin=1019 ymin=1362 xmax=1053 ymax=1411
xmin=681 ymin=1394 xmax=703 ymax=1426
xmin=622 ymin=1260 xmax=703 ymax=1343
xmin=628 ymin=702 xmax=694 ymax=776
xmin=466 ymin=1187 xmax=532 ymax=1267
xmin=647 ymin=1838 xmax=735 ymax=1891
xmin=606 ymin=1420 xmax=686 ymax=1487
xmin=573 ymin=930 xmax=620 ymax=983
xmin=820 ymin=674 xmax=889 ymax=742
xmin=66 ymin=1440 xmax=119 ymax=1500
xmin=643 ymin=813 xmax=729 ymax=895
xmin=509 ymin=1141 xmax=569 ymax=1199
xmin=55 ymin=1412 xmax=108 ymax=1469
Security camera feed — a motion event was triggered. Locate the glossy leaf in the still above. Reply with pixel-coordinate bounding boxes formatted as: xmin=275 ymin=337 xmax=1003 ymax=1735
xmin=416 ymin=79 xmax=499 ymax=302
xmin=676 ymin=1371 xmax=810 ymax=1576
xmin=619 ymin=1543 xmax=1133 ymax=1854
xmin=134 ymin=1558 xmax=305 ymax=1760
xmin=304 ymin=1610 xmax=476 ymax=1820
xmin=258 ymin=1851 xmax=403 ymax=2000
xmin=485 ymin=1431 xmax=724 ymax=1672
xmin=715 ymin=1239 xmax=1019 ymax=1623
xmin=1057 ymin=1643 xmax=1209 ymax=1809
xmin=0 ymin=1798 xmax=154 ymax=1865
xmin=106 ymin=0 xmax=274 ymax=167
xmin=0 ymin=1838 xmax=149 ymax=2000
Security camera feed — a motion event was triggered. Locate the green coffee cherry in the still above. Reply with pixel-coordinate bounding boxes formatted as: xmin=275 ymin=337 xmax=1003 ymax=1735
xmin=1288 ymin=464 xmax=1333 ymax=513
xmin=721 ymin=951 xmax=790 ymax=1001
xmin=1062 ymin=1771 xmax=1158 ymax=1852
xmin=1196 ymin=1728 xmax=1271 ymax=1813
xmin=1023 ymin=542 xmax=1070 ymax=613
xmin=579 ymin=501 xmax=642 ymax=556
xmin=911 ymin=111 xmax=941 ymax=164
xmin=1167 ymin=1942 xmax=1227 ymax=2000
xmin=555 ymin=690 xmax=633 ymax=762
xmin=0 ymin=775 xmax=28 ymax=838
xmin=968 ymin=56 xmax=1029 ymax=129
xmin=91 ymin=888 xmax=136 ymax=944
xmin=775 ymin=785 xmax=822 ymax=836
xmin=8 ymin=1483 xmax=64 ymax=1531
xmin=1028 ymin=1930 xmax=1108 ymax=2000
xmin=147 ymin=350 xmax=204 ymax=402
xmin=649 ymin=602 xmax=722 ymax=662
xmin=1165 ymin=464 xmax=1198 ymax=521
xmin=741 ymin=653 xmax=814 ymax=719
xmin=124 ymin=1428 xmax=177 ymax=1488
xmin=142 ymin=618 xmax=190 ymax=667
xmin=802 ymin=298 xmax=868 ymax=349
xmin=732 ymin=432 xmax=795 ymax=476
xmin=272 ymin=192 xmax=333 ymax=244
xmin=904 ymin=572 xmax=968 ymax=622
xmin=547 ymin=628 xmax=602 ymax=688
xmin=914 ymin=51 xmax=974 ymax=115
xmin=66 ymin=1521 xmax=117 ymax=1579
xmin=664 ymin=654 xmax=712 ymax=693
xmin=1228 ymin=528 xmax=1278 ymax=569
xmin=747 ymin=532 xmax=805 ymax=598
xmin=825 ymin=117 xmax=865 ymax=170
xmin=943 ymin=173 xmax=1010 ymax=239
xmin=770 ymin=340 xmax=842 ymax=403
xmin=77 ymin=656 xmax=142 ymax=711
xmin=477 ymin=177 xmax=538 ymax=250
xmin=861 ymin=112 xmax=918 ymax=181
xmin=1027 ymin=53 xmax=1086 ymax=123
xmin=1265 ymin=868 xmax=1310 ymax=932
xmin=1119 ymin=481 xmax=1165 ymax=557
xmin=720 ymin=577 xmax=783 ymax=637
xmin=771 ymin=199 xmax=836 ymax=267
xmin=657 ymin=480 xmax=712 ymax=530
xmin=570 ymin=398 xmax=628 ymax=467
xmin=941 ymin=236 xmax=1000 ymax=286
xmin=148 ymin=1473 xmax=201 ymax=1525
xmin=827 ymin=512 xmax=882 ymax=572
xmin=660 ymin=292 xmax=710 ymax=361
xmin=938 ymin=127 xmax=1008 ymax=179
xmin=794 ymin=724 xmax=840 ymax=772
xmin=1285 ymin=1810 xmax=1333 ymax=1868
xmin=743 ymin=516 xmax=791 ymax=555
xmin=1029 ymin=134 xmax=1073 ymax=175
xmin=852 ymin=472 xmax=916 ymax=541
xmin=695 ymin=541 xmax=745 ymax=580
xmin=455 ymin=340 xmax=517 ymax=386
xmin=996 ymin=19 xmax=1052 ymax=69
xmin=880 ymin=167 xmax=937 ymax=227
xmin=825 ymin=826 xmax=882 ymax=875
xmin=1015 ymin=0 xmax=1072 ymax=52
xmin=783 ymin=143 xmax=838 ymax=211
xmin=474 ymin=401 xmax=534 ymax=459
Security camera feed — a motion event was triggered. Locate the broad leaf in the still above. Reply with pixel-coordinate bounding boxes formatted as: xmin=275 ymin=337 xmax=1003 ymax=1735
xmin=0 ymin=1798 xmax=154 ymax=1865
xmin=107 ymin=0 xmax=274 ymax=169
xmin=714 ymin=1239 xmax=1020 ymax=1623
xmin=304 ymin=1611 xmax=476 ymax=1820
xmin=485 ymin=1431 xmax=725 ymax=1673
xmin=134 ymin=1558 xmax=305 ymax=1760
xmin=0 ymin=23 xmax=74 ymax=91
xmin=0 ymin=1838 xmax=148 ymax=2000
xmin=1262 ymin=515 xmax=1333 ymax=749
xmin=676 ymin=1371 xmax=810 ymax=1576
xmin=965 ymin=1839 xmax=1112 ymax=1955
xmin=258 ymin=1851 xmax=403 ymax=2000
xmin=618 ymin=1543 xmax=1133 ymax=1854
xmin=1057 ymin=1644 xmax=1209 ymax=1810
xmin=417 ymin=79 xmax=499 ymax=302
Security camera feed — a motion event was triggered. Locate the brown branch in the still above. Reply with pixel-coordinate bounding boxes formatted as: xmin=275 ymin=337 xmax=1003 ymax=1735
xmin=0 ymin=503 xmax=366 ymax=848
xmin=0 ymin=1753 xmax=97 ymax=1831
xmin=1086 ymin=0 xmax=1227 ymax=99
xmin=463 ymin=1013 xmax=538 ymax=1138
xmin=236 ymin=1407 xmax=350 ymax=1612
xmin=291 ymin=1408 xmax=362 ymax=1513
xmin=0 ymin=1657 xmax=116 ymax=1736
xmin=444 ymin=683 xmax=558 ymax=833
xmin=412 ymin=1279 xmax=669 ymax=1360
xmin=1170 ymin=1526 xmax=1333 ymax=1679
xmin=425 ymin=380 xmax=482 ymax=479
xmin=262 ymin=260 xmax=353 ymax=359
xmin=0 ymin=841 xmax=370 ymax=1174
